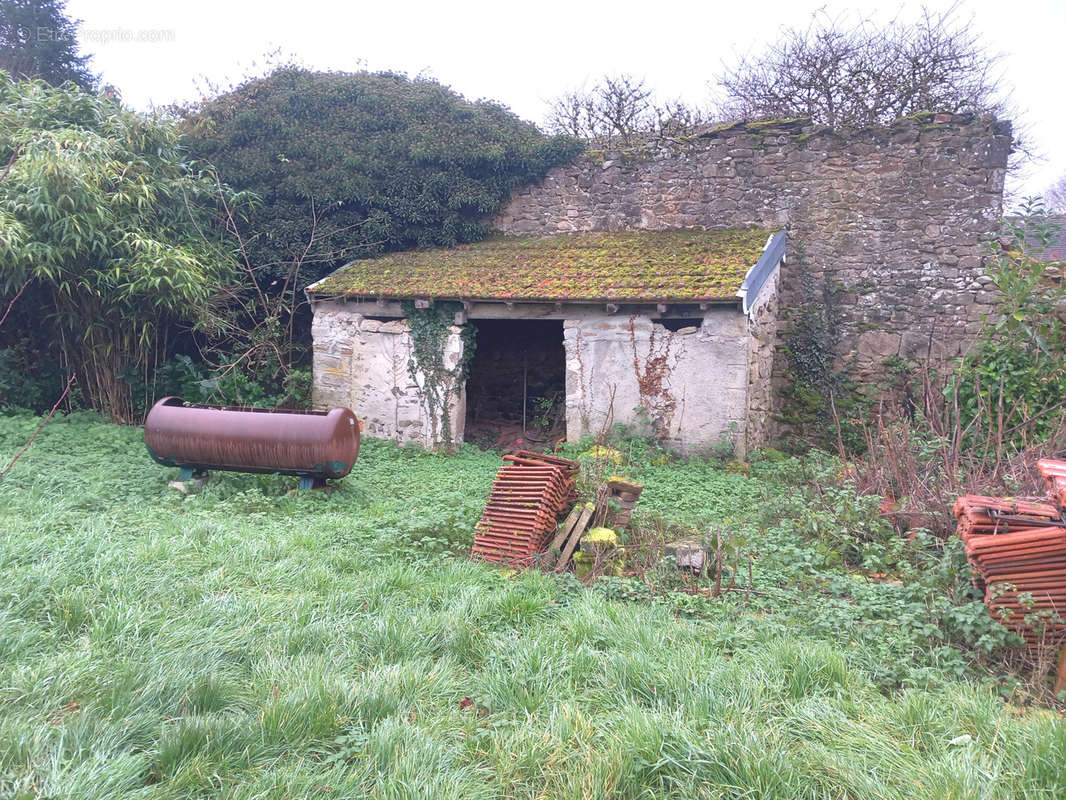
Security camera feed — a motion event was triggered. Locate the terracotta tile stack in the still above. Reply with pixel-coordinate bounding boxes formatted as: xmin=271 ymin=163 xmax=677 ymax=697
xmin=954 ymin=461 xmax=1066 ymax=645
xmin=1039 ymin=459 xmax=1066 ymax=509
xmin=471 ymin=451 xmax=579 ymax=565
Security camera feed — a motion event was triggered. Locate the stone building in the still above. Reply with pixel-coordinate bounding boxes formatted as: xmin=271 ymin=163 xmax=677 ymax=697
xmin=308 ymin=113 xmax=1011 ymax=451
xmin=307 ymin=229 xmax=784 ymax=453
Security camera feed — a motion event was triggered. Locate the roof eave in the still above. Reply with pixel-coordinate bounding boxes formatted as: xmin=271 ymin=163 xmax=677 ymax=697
xmin=305 ymin=291 xmax=743 ymax=306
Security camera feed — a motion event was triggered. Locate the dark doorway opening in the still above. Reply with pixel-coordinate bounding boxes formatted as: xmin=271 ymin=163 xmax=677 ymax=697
xmin=464 ymin=319 xmax=566 ymax=450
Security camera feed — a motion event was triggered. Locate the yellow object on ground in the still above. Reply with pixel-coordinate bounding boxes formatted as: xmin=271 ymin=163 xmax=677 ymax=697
xmin=575 ymin=527 xmax=625 ymax=579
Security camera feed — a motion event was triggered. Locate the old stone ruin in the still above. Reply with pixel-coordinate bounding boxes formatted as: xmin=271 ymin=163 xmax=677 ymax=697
xmin=307 ymin=113 xmax=1011 ymax=454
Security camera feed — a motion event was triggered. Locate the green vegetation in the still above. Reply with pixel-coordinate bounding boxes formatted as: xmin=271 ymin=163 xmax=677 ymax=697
xmin=311 ymin=228 xmax=771 ymax=301
xmin=401 ymin=300 xmax=475 ymax=450
xmin=1 ymin=414 xmax=1062 ymax=798
xmin=951 ymin=203 xmax=1066 ymax=449
xmin=0 ymin=67 xmax=585 ymax=422
xmin=0 ymin=74 xmax=244 ymax=422
xmin=183 ymin=68 xmax=584 ymax=285
xmin=776 ymin=245 xmax=865 ymax=453
xmin=780 ymin=205 xmax=1066 ymax=458
xmin=816 ymin=205 xmax=1066 ymax=536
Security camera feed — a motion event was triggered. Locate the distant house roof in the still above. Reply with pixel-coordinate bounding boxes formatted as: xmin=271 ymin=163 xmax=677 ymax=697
xmin=307 ymin=228 xmax=781 ymax=304
xmin=1005 ymin=214 xmax=1066 ymax=262
xmin=1035 ymin=215 xmax=1066 ymax=262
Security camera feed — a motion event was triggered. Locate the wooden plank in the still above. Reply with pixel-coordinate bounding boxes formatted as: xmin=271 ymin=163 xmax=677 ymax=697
xmin=308 ymin=297 xmax=722 ymax=321
xmin=547 ymin=504 xmax=582 ymax=553
xmin=556 ymin=504 xmax=594 ymax=573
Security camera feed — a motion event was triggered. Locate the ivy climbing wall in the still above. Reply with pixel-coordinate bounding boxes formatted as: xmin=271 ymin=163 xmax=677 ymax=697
xmin=311 ymin=298 xmax=775 ymax=453
xmin=311 ymin=301 xmax=466 ymax=448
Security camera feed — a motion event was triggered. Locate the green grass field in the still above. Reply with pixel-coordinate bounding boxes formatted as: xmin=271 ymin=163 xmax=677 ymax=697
xmin=1 ymin=413 xmax=1063 ymax=799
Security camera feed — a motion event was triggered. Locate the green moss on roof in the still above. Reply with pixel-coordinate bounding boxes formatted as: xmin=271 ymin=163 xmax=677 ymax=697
xmin=309 ymin=228 xmax=773 ymax=303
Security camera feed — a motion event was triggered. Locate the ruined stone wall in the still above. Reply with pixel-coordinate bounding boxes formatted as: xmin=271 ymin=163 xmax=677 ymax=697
xmin=311 ymin=301 xmax=465 ymax=448
xmin=497 ymin=114 xmax=1011 ymax=375
xmin=746 ymin=268 xmax=780 ymax=448
xmin=563 ymin=310 xmax=750 ymax=454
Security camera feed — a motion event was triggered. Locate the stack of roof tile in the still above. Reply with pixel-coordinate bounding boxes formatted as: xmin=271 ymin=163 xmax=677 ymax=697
xmin=955 ymin=461 xmax=1066 ymax=645
xmin=1039 ymin=458 xmax=1066 ymax=509
xmin=471 ymin=451 xmax=579 ymax=565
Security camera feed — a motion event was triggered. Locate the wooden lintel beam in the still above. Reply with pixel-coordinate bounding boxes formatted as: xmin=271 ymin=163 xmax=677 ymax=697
xmin=657 ymin=303 xmax=668 ymax=314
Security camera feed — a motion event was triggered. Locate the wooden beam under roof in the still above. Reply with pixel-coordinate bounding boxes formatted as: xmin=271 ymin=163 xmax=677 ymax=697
xmin=309 ymin=297 xmax=739 ymax=321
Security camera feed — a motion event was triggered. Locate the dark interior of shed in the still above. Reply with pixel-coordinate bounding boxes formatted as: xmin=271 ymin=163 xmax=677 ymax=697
xmin=464 ymin=319 xmax=566 ymax=449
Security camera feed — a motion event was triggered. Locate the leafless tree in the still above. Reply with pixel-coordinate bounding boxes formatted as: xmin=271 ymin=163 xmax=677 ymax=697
xmin=715 ymin=6 xmax=1005 ymax=128
xmin=546 ymin=74 xmax=707 ymax=146
xmin=597 ymin=75 xmax=653 ymax=142
xmin=653 ymin=100 xmax=708 ymax=140
xmin=1045 ymin=174 xmax=1066 ymax=213
xmin=546 ymin=89 xmax=591 ymax=140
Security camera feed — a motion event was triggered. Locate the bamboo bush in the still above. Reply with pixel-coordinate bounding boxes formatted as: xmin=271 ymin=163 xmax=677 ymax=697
xmin=0 ymin=74 xmax=245 ymax=421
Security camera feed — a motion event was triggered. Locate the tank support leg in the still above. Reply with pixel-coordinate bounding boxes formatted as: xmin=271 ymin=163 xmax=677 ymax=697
xmin=171 ymin=468 xmax=209 ymax=493
xmin=298 ymin=476 xmax=327 ymax=491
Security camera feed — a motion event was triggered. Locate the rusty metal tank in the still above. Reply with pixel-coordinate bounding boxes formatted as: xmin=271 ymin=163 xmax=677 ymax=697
xmin=144 ymin=397 xmax=360 ymax=482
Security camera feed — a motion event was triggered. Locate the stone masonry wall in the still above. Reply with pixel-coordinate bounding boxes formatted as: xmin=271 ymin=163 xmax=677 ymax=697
xmin=497 ymin=114 xmax=1011 ymax=376
xmin=746 ymin=268 xmax=780 ymax=448
xmin=563 ymin=310 xmax=749 ymax=454
xmin=311 ymin=301 xmax=465 ymax=448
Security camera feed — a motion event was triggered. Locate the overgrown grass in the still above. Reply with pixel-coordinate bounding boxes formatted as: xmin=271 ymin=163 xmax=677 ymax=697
xmin=0 ymin=413 xmax=1063 ymax=798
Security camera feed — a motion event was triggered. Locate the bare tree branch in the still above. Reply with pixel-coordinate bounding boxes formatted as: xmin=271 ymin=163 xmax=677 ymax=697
xmin=1045 ymin=174 xmax=1066 ymax=213
xmin=0 ymin=372 xmax=76 ymax=482
xmin=715 ymin=6 xmax=1005 ymax=128
xmin=0 ymin=279 xmax=29 ymax=330
xmin=546 ymin=74 xmax=708 ymax=146
xmin=0 ymin=145 xmax=19 ymax=183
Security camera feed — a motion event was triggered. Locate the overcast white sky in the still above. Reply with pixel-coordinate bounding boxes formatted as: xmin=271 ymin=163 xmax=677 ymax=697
xmin=66 ymin=0 xmax=1065 ymax=200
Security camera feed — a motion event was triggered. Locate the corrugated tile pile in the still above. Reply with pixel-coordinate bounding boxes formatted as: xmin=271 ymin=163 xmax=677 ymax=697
xmin=471 ymin=451 xmax=579 ymax=565
xmin=955 ymin=459 xmax=1066 ymax=646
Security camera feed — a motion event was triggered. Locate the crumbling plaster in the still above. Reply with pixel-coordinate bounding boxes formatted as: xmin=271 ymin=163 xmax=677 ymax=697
xmin=311 ymin=301 xmax=465 ymax=448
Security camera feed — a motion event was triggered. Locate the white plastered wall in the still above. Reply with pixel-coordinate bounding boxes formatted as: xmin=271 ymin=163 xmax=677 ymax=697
xmin=311 ymin=301 xmax=465 ymax=448
xmin=562 ymin=310 xmax=750 ymax=454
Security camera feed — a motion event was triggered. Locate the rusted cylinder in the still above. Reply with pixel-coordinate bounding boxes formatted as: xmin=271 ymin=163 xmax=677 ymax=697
xmin=144 ymin=397 xmax=360 ymax=479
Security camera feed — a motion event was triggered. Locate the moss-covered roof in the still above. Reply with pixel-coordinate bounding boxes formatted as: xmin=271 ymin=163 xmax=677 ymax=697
xmin=308 ymin=228 xmax=774 ymax=303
